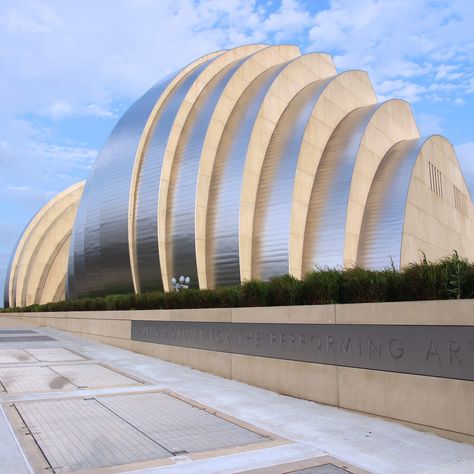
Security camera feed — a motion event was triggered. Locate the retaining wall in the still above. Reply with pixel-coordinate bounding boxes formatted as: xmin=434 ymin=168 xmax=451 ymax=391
xmin=7 ymin=299 xmax=474 ymax=444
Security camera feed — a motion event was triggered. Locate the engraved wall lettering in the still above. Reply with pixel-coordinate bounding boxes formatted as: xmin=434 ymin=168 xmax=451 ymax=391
xmin=448 ymin=341 xmax=462 ymax=365
xmin=425 ymin=340 xmax=442 ymax=363
xmin=389 ymin=338 xmax=404 ymax=359
xmin=131 ymin=321 xmax=474 ymax=381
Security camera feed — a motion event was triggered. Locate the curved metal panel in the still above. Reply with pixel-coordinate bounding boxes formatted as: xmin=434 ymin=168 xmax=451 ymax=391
xmin=238 ymin=54 xmax=337 ymax=283
xmin=133 ymin=59 xmax=214 ymax=293
xmin=252 ymin=77 xmax=334 ymax=280
xmin=206 ymin=62 xmax=290 ymax=288
xmin=303 ymin=104 xmax=381 ymax=270
xmin=68 ymin=71 xmax=177 ymax=298
xmin=167 ymin=58 xmax=248 ymax=287
xmin=357 ymin=138 xmax=425 ymax=269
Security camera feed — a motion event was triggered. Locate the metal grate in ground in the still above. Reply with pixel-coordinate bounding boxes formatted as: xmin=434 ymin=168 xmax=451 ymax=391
xmin=0 ymin=330 xmax=37 ymax=334
xmin=98 ymin=392 xmax=264 ymax=454
xmin=0 ymin=363 xmax=143 ymax=393
xmin=0 ymin=366 xmax=75 ymax=393
xmin=0 ymin=335 xmax=55 ymax=343
xmin=25 ymin=348 xmax=85 ymax=362
xmin=50 ymin=363 xmax=143 ymax=389
xmin=14 ymin=391 xmax=268 ymax=473
xmin=15 ymin=397 xmax=170 ymax=473
xmin=0 ymin=348 xmax=85 ymax=364
xmin=0 ymin=349 xmax=37 ymax=364
xmin=289 ymin=465 xmax=351 ymax=474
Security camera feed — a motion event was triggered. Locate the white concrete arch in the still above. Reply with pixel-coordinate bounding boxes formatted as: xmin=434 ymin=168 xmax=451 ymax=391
xmin=6 ymin=181 xmax=84 ymax=307
xmin=128 ymin=49 xmax=223 ymax=293
xmin=158 ymin=44 xmax=266 ymax=291
xmin=194 ymin=45 xmax=301 ymax=288
xmin=239 ymin=52 xmax=337 ymax=283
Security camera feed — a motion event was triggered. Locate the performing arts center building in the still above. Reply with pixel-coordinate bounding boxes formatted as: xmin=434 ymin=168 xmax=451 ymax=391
xmin=5 ymin=44 xmax=474 ymax=307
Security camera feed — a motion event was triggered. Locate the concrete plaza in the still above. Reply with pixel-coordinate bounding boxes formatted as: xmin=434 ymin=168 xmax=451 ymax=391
xmin=0 ymin=315 xmax=473 ymax=474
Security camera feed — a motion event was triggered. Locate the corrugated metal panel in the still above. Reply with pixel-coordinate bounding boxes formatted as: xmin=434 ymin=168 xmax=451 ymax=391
xmin=68 ymin=72 xmax=177 ymax=298
xmin=206 ymin=62 xmax=290 ymax=287
xmin=167 ymin=58 xmax=248 ymax=287
xmin=357 ymin=138 xmax=423 ymax=269
xmin=303 ymin=104 xmax=381 ymax=270
xmin=133 ymin=59 xmax=214 ymax=292
xmin=252 ymin=77 xmax=333 ymax=280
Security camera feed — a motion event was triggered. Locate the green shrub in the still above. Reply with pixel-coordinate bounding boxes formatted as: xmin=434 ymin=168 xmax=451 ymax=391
xmin=300 ymin=269 xmax=341 ymax=304
xmin=2 ymin=252 xmax=473 ymax=312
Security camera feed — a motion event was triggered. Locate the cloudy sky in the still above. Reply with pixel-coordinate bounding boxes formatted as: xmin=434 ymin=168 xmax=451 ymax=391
xmin=1 ymin=0 xmax=473 ymax=304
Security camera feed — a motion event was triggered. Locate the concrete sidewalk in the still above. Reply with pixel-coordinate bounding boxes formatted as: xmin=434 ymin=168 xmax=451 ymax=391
xmin=0 ymin=316 xmax=473 ymax=474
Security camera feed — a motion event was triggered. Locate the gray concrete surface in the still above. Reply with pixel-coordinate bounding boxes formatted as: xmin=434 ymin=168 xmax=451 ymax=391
xmin=0 ymin=317 xmax=473 ymax=474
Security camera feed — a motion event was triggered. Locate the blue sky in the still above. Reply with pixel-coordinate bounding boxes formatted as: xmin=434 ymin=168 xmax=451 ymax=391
xmin=1 ymin=0 xmax=473 ymax=304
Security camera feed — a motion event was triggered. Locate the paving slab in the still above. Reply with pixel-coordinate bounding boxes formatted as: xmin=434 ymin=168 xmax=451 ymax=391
xmin=15 ymin=397 xmax=171 ymax=473
xmin=0 ymin=366 xmax=75 ymax=393
xmin=13 ymin=391 xmax=269 ymax=473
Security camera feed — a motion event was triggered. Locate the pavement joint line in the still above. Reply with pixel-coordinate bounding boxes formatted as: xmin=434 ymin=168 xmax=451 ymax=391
xmin=94 ymin=397 xmax=177 ymax=457
xmin=1 ymin=319 xmax=474 ymax=473
xmin=47 ymin=365 xmax=81 ymax=389
xmin=1 ymin=403 xmax=35 ymax=474
xmin=23 ymin=348 xmax=42 ymax=362
xmin=0 ymin=384 xmax=165 ymax=403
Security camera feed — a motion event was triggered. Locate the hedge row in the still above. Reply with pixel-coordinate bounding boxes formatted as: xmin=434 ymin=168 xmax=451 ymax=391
xmin=3 ymin=252 xmax=474 ymax=313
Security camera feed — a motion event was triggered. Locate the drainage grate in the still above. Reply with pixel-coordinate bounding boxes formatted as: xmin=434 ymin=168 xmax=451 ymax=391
xmin=14 ymin=392 xmax=268 ymax=473
xmin=0 ymin=363 xmax=143 ymax=393
xmin=25 ymin=348 xmax=85 ymax=362
xmin=0 ymin=335 xmax=55 ymax=343
xmin=289 ymin=465 xmax=350 ymax=474
xmin=0 ymin=366 xmax=74 ymax=393
xmin=0 ymin=348 xmax=85 ymax=364
xmin=16 ymin=397 xmax=170 ymax=473
xmin=98 ymin=392 xmax=264 ymax=453
xmin=50 ymin=363 xmax=143 ymax=388
xmin=0 ymin=350 xmax=37 ymax=364
xmin=0 ymin=330 xmax=37 ymax=334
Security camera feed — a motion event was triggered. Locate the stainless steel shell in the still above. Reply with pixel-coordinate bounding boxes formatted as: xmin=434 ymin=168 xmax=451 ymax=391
xmin=357 ymin=138 xmax=423 ymax=269
xmin=5 ymin=44 xmax=468 ymax=306
xmin=133 ymin=60 xmax=213 ymax=293
xmin=166 ymin=58 xmax=247 ymax=288
xmin=252 ymin=77 xmax=334 ymax=280
xmin=68 ymin=72 xmax=177 ymax=298
xmin=303 ymin=104 xmax=381 ymax=270
xmin=206 ymin=62 xmax=290 ymax=287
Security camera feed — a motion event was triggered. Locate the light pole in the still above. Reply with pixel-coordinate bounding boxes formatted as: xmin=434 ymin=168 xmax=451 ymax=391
xmin=171 ymin=275 xmax=190 ymax=291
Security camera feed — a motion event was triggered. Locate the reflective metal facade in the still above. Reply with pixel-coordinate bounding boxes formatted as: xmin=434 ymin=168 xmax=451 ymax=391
xmin=5 ymin=44 xmax=474 ymax=307
xmin=357 ymin=138 xmax=424 ymax=269
xmin=303 ymin=104 xmax=381 ymax=269
xmin=167 ymin=58 xmax=248 ymax=287
xmin=68 ymin=72 xmax=178 ymax=298
xmin=133 ymin=59 xmax=215 ymax=292
xmin=206 ymin=62 xmax=290 ymax=287
xmin=253 ymin=77 xmax=333 ymax=280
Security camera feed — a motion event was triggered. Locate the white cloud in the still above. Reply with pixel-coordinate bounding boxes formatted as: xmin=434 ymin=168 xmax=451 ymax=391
xmin=1 ymin=0 xmax=474 ymax=305
xmin=0 ymin=119 xmax=97 ymax=207
xmin=46 ymin=101 xmax=74 ymax=119
xmin=307 ymin=0 xmax=474 ymax=103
